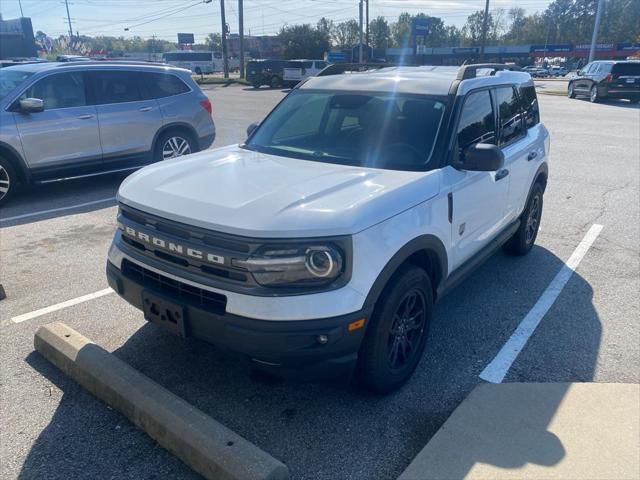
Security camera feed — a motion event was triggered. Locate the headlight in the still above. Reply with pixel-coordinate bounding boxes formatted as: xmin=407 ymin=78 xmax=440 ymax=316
xmin=233 ymin=244 xmax=344 ymax=287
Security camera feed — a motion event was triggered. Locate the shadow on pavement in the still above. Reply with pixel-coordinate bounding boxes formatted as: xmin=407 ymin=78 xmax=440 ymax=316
xmin=20 ymin=246 xmax=600 ymax=480
xmin=0 ymin=173 xmax=128 ymax=228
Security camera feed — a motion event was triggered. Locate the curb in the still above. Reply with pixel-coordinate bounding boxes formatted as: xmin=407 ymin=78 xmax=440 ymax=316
xmin=34 ymin=322 xmax=289 ymax=480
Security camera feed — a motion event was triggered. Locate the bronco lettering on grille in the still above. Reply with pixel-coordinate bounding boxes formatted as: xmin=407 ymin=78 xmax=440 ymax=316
xmin=118 ymin=222 xmax=225 ymax=265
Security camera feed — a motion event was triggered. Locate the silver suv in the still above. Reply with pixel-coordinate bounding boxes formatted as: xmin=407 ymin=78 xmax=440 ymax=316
xmin=0 ymin=62 xmax=215 ymax=205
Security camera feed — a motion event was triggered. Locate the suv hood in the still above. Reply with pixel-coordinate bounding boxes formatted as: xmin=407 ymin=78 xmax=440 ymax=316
xmin=118 ymin=145 xmax=441 ymax=238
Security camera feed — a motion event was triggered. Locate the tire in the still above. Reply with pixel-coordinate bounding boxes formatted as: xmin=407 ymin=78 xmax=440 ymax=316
xmin=270 ymin=76 xmax=281 ymax=89
xmin=194 ymin=67 xmax=202 ymax=75
xmin=567 ymin=82 xmax=576 ymax=98
xmin=589 ymin=85 xmax=599 ymax=103
xmin=154 ymin=130 xmax=197 ymax=162
xmin=252 ymin=82 xmax=261 ymax=89
xmin=630 ymin=97 xmax=640 ymax=104
xmin=357 ymin=265 xmax=433 ymax=394
xmin=0 ymin=157 xmax=19 ymax=206
xmin=503 ymin=182 xmax=544 ymax=256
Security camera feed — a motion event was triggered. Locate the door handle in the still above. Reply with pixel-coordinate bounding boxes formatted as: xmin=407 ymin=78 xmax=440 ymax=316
xmin=495 ymin=169 xmax=509 ymax=181
xmin=139 ymin=106 xmax=153 ymax=112
xmin=527 ymin=151 xmax=538 ymax=161
xmin=78 ymin=114 xmax=94 ymax=120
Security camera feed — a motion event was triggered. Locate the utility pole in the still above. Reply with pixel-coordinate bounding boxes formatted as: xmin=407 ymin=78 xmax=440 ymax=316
xmin=588 ymin=0 xmax=605 ymax=63
xmin=64 ymin=0 xmax=73 ymax=38
xmin=18 ymin=0 xmax=24 ymax=17
xmin=238 ymin=0 xmax=245 ymax=79
xmin=358 ymin=0 xmax=364 ymax=63
xmin=220 ymin=0 xmax=229 ymax=78
xmin=479 ymin=0 xmax=490 ymax=61
xmin=150 ymin=35 xmax=156 ymax=61
xmin=365 ymin=0 xmax=369 ymax=46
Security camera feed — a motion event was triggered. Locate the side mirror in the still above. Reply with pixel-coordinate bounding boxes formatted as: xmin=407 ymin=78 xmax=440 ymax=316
xmin=461 ymin=143 xmax=504 ymax=172
xmin=19 ymin=98 xmax=44 ymax=113
xmin=246 ymin=121 xmax=259 ymax=137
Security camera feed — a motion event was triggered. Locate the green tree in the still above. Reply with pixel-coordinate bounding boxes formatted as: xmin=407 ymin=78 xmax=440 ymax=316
xmin=332 ymin=19 xmax=359 ymax=48
xmin=278 ymin=24 xmax=330 ymax=59
xmin=463 ymin=10 xmax=495 ymax=45
xmin=369 ymin=16 xmax=391 ymax=49
xmin=391 ymin=12 xmax=412 ymax=47
xmin=205 ymin=33 xmax=222 ymax=51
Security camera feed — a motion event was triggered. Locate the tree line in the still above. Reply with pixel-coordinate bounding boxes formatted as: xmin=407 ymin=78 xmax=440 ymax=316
xmin=279 ymin=0 xmax=640 ymax=59
xmin=35 ymin=0 xmax=639 ymax=58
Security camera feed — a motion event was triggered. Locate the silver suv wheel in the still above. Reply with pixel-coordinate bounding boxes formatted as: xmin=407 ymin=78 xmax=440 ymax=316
xmin=162 ymin=136 xmax=192 ymax=159
xmin=0 ymin=164 xmax=10 ymax=201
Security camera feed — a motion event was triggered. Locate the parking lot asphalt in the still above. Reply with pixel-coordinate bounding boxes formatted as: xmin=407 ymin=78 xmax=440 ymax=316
xmin=1 ymin=86 xmax=639 ymax=480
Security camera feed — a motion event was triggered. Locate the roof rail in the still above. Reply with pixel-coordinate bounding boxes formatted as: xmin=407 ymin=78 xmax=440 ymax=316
xmin=55 ymin=60 xmax=168 ymax=67
xmin=317 ymin=62 xmax=398 ymax=77
xmin=456 ymin=63 xmax=521 ymax=80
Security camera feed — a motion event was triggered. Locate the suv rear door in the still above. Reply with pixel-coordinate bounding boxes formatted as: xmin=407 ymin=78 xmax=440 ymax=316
xmin=495 ymin=84 xmax=539 ymax=220
xmin=87 ymin=69 xmax=162 ymax=166
xmin=12 ymin=70 xmax=102 ymax=171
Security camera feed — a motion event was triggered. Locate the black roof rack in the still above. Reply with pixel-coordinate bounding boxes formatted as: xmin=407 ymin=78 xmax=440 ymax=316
xmin=456 ymin=63 xmax=521 ymax=80
xmin=55 ymin=60 xmax=168 ymax=67
xmin=317 ymin=62 xmax=400 ymax=77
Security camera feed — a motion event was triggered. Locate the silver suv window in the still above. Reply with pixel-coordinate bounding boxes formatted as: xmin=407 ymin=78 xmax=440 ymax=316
xmin=91 ymin=70 xmax=141 ymax=104
xmin=21 ymin=72 xmax=87 ymax=109
xmin=0 ymin=69 xmax=34 ymax=101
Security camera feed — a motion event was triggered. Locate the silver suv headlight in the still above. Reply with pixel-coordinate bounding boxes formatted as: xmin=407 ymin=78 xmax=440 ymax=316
xmin=233 ymin=244 xmax=345 ymax=287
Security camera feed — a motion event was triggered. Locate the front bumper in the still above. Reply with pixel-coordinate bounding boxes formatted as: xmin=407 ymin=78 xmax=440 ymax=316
xmin=106 ymin=260 xmax=371 ymax=380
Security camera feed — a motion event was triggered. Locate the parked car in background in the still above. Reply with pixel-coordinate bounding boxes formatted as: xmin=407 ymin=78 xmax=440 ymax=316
xmin=283 ymin=59 xmax=329 ymax=87
xmin=522 ymin=66 xmax=549 ymax=78
xmin=56 ymin=55 xmax=92 ymax=62
xmin=246 ymin=59 xmax=288 ymax=88
xmin=568 ymin=60 xmax=640 ymax=103
xmin=549 ymin=66 xmax=568 ymax=77
xmin=0 ymin=62 xmax=215 ymax=205
xmin=162 ymin=51 xmax=240 ymax=75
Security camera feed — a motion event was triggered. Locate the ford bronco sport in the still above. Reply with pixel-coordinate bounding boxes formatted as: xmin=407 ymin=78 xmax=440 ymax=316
xmin=107 ymin=63 xmax=549 ymax=393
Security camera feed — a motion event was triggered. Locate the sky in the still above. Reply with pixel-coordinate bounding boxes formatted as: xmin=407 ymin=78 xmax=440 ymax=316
xmin=1 ymin=0 xmax=554 ymax=42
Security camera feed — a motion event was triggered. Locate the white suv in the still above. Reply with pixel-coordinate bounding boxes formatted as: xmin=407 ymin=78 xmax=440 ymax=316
xmin=107 ymin=64 xmax=549 ymax=393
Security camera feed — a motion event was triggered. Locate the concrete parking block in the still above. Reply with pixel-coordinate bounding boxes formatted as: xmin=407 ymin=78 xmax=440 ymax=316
xmin=34 ymin=322 xmax=289 ymax=480
xmin=398 ymin=382 xmax=640 ymax=480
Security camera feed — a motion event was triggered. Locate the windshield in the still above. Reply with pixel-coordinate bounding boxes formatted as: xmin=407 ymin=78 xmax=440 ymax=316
xmin=0 ymin=69 xmax=33 ymax=101
xmin=245 ymin=90 xmax=446 ymax=171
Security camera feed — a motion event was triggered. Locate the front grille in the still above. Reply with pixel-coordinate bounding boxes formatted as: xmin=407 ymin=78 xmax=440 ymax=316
xmin=119 ymin=204 xmax=252 ymax=286
xmin=122 ymin=259 xmax=227 ymax=314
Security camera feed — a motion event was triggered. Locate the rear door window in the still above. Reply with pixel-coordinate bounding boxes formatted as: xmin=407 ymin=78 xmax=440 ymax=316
xmin=495 ymin=86 xmax=525 ymax=145
xmin=91 ymin=70 xmax=141 ymax=105
xmin=139 ymin=72 xmax=189 ymax=99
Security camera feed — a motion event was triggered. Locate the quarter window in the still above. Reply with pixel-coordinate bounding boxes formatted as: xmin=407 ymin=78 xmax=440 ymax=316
xmin=495 ymin=86 xmax=525 ymax=145
xmin=140 ymin=72 xmax=189 ymax=99
xmin=456 ymin=90 xmax=496 ymax=156
xmin=92 ymin=71 xmax=141 ymax=104
xmin=23 ymin=72 xmax=87 ymax=109
xmin=518 ymin=85 xmax=540 ymax=129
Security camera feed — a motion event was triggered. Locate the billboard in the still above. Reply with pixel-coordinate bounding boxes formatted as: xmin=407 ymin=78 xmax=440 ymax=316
xmin=177 ymin=33 xmax=195 ymax=44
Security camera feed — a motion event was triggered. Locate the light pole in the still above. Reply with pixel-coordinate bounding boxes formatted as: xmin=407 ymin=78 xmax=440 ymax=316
xmin=358 ymin=0 xmax=364 ymax=63
xmin=588 ymin=0 xmax=605 ymax=63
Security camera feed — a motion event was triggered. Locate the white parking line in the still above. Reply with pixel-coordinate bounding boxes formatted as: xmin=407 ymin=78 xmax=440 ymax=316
xmin=480 ymin=223 xmax=604 ymax=384
xmin=11 ymin=288 xmax=114 ymax=324
xmin=0 ymin=197 xmax=116 ymax=223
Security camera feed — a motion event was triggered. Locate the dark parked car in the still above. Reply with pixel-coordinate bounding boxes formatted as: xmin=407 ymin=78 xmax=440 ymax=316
xmin=246 ymin=59 xmax=287 ymax=89
xmin=568 ymin=60 xmax=640 ymax=103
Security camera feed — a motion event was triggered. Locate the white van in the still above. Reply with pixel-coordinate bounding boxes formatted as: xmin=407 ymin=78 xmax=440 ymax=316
xmin=283 ymin=60 xmax=329 ymax=87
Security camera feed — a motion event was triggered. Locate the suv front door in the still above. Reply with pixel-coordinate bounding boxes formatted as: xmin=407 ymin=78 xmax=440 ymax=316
xmin=12 ymin=71 xmax=102 ymax=171
xmin=446 ymin=89 xmax=510 ymax=270
xmin=88 ymin=70 xmax=162 ymax=167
